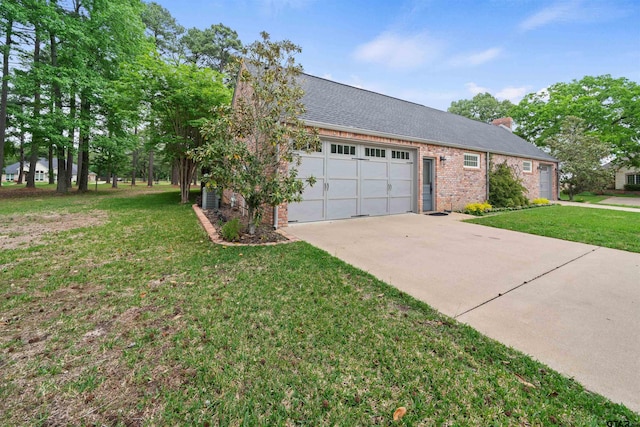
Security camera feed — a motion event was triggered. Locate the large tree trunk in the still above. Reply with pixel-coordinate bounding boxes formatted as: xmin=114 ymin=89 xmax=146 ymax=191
xmin=17 ymin=130 xmax=25 ymax=184
xmin=50 ymin=28 xmax=68 ymax=193
xmin=147 ymin=150 xmax=154 ymax=187
xmin=112 ymin=172 xmax=118 ymax=188
xmin=26 ymin=33 xmax=42 ymax=189
xmin=178 ymin=156 xmax=196 ymax=203
xmin=48 ymin=145 xmax=55 ymax=184
xmin=77 ymin=92 xmax=90 ymax=192
xmin=0 ymin=18 xmax=12 ymax=188
xmin=171 ymin=161 xmax=179 ymax=185
xmin=131 ymin=147 xmax=138 ymax=186
xmin=67 ymin=89 xmax=76 ymax=187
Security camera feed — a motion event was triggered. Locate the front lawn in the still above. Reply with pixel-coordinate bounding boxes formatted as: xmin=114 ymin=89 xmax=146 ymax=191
xmin=468 ymin=205 xmax=640 ymax=253
xmin=1 ymin=189 xmax=638 ymax=425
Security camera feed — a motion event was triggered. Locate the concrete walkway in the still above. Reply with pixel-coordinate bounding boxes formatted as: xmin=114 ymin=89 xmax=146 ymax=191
xmin=287 ymin=213 xmax=640 ymax=412
xmin=557 ymin=198 xmax=640 ymax=211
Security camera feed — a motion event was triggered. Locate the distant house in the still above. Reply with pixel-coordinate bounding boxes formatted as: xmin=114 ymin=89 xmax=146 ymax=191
xmin=612 ymin=165 xmax=640 ymax=190
xmin=231 ymin=71 xmax=558 ymax=227
xmin=2 ymin=158 xmax=79 ymax=183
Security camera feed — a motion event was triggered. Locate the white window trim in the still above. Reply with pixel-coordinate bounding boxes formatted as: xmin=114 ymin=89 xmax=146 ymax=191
xmin=523 ymin=160 xmax=533 ymax=173
xmin=463 ymin=153 xmax=480 ymax=169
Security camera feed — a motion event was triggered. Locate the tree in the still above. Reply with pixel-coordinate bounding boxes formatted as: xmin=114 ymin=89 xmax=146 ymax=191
xmin=510 ymin=75 xmax=640 ymax=167
xmin=141 ymin=1 xmax=183 ymax=61
xmin=181 ymin=24 xmax=242 ymax=72
xmin=142 ymin=55 xmax=231 ymax=203
xmin=194 ymin=32 xmax=320 ymax=235
xmin=448 ymin=93 xmax=514 ymax=123
xmin=547 ymin=116 xmax=613 ymax=201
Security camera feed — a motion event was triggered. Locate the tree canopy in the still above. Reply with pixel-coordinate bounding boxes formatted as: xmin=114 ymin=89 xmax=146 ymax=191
xmin=448 ymin=93 xmax=514 ymax=123
xmin=547 ymin=116 xmax=614 ymax=200
xmin=510 ymin=75 xmax=640 ymax=167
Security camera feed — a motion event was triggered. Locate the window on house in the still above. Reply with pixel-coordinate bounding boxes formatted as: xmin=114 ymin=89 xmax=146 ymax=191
xmin=523 ymin=161 xmax=532 ymax=173
xmin=35 ymin=171 xmax=46 ymax=181
xmin=463 ymin=153 xmax=480 ymax=168
xmin=364 ymin=147 xmax=386 ymax=158
xmin=627 ymin=174 xmax=640 ymax=185
xmin=5 ymin=173 xmax=14 ymax=181
xmin=330 ymin=143 xmax=355 ymax=155
xmin=391 ymin=150 xmax=410 ymax=160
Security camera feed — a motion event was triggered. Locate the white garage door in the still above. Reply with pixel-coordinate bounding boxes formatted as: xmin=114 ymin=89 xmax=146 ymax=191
xmin=288 ymin=142 xmax=415 ymax=223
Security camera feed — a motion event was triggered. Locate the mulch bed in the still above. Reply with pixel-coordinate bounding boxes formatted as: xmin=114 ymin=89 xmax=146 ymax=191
xmin=202 ymin=204 xmax=289 ymax=244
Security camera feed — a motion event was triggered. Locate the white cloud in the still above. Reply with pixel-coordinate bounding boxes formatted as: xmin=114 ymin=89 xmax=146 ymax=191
xmin=519 ymin=1 xmax=577 ymax=31
xmin=449 ymin=47 xmax=503 ymax=67
xmin=353 ymin=31 xmax=443 ymax=70
xmin=465 ymin=82 xmax=490 ymax=95
xmin=495 ymin=86 xmax=530 ymax=103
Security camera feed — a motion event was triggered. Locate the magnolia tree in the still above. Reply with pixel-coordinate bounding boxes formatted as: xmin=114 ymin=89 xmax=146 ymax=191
xmin=193 ymin=32 xmax=320 ymax=234
xmin=549 ymin=116 xmax=614 ymax=200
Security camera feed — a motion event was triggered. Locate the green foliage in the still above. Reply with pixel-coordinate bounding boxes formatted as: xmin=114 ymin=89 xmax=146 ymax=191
xmin=548 ymin=117 xmax=614 ymax=201
xmin=489 ymin=161 xmax=528 ymax=207
xmin=624 ymin=184 xmax=640 ymax=191
xmin=448 ymin=92 xmax=514 ymax=123
xmin=532 ymin=198 xmax=550 ymax=205
xmin=510 ymin=75 xmax=640 ymax=168
xmin=194 ymin=32 xmax=320 ymax=234
xmin=220 ymin=218 xmax=242 ymax=242
xmin=181 ymin=24 xmax=242 ymax=72
xmin=464 ymin=202 xmax=492 ymax=215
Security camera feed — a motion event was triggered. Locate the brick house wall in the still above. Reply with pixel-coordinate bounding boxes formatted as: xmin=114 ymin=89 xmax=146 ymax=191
xmin=223 ymin=126 xmax=558 ymax=228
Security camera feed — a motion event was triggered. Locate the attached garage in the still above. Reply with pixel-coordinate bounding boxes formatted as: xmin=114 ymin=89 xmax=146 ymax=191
xmin=288 ymin=141 xmax=416 ymax=223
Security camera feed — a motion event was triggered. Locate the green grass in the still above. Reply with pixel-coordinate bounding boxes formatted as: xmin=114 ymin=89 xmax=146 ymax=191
xmin=559 ymin=191 xmax=640 ymax=208
xmin=468 ymin=205 xmax=640 ymax=253
xmin=1 ymin=189 xmax=638 ymax=425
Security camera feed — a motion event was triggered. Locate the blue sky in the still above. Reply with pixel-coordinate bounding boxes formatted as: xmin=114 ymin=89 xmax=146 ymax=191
xmin=154 ymin=0 xmax=640 ymax=111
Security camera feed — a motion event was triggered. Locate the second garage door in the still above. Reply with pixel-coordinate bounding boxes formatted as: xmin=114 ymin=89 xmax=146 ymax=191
xmin=288 ymin=142 xmax=415 ymax=223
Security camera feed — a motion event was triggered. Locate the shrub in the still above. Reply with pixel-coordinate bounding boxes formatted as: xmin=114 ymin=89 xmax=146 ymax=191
xmin=624 ymin=184 xmax=640 ymax=191
xmin=489 ymin=161 xmax=528 ymax=208
xmin=531 ymin=198 xmax=550 ymax=205
xmin=220 ymin=218 xmax=242 ymax=242
xmin=464 ymin=202 xmax=492 ymax=215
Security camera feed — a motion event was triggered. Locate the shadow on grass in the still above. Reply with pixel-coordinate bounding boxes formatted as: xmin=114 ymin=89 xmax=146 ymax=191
xmin=96 ymin=189 xmax=198 ymax=211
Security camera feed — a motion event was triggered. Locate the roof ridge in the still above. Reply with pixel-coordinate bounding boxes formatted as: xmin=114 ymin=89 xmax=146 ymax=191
xmin=300 ymin=72 xmax=446 ymax=114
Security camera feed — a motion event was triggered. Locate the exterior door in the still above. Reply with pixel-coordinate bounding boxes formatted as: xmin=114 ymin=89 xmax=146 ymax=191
xmin=422 ymin=158 xmax=434 ymax=211
xmin=539 ymin=164 xmax=552 ymax=199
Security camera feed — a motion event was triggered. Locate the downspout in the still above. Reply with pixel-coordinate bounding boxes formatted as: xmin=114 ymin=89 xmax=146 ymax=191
xmin=273 ymin=206 xmax=279 ymax=230
xmin=486 ymin=151 xmax=491 ymax=202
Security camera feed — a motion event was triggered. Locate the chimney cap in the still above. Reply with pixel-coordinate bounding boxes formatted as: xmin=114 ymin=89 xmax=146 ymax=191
xmin=491 ymin=117 xmax=513 ymax=132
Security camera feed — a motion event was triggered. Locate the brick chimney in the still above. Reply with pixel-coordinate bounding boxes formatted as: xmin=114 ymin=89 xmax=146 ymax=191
xmin=492 ymin=117 xmax=513 ymax=132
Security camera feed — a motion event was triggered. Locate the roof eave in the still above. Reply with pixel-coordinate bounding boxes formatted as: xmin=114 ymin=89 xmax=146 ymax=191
xmin=304 ymin=120 xmax=558 ymax=163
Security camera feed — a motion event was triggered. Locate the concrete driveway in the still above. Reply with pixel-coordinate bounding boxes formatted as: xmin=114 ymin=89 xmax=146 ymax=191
xmin=287 ymin=213 xmax=640 ymax=412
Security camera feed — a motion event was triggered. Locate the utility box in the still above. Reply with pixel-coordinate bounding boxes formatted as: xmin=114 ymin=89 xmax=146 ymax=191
xmin=202 ymin=187 xmax=220 ymax=210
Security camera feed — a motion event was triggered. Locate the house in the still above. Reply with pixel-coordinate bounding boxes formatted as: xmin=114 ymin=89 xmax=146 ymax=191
xmin=234 ymin=72 xmax=558 ymax=227
xmin=612 ymin=165 xmax=640 ymax=190
xmin=2 ymin=158 xmax=79 ymax=183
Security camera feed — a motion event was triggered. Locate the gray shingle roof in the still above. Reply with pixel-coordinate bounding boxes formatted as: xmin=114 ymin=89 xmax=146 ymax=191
xmin=4 ymin=158 xmax=78 ymax=174
xmin=298 ymin=73 xmax=556 ymax=162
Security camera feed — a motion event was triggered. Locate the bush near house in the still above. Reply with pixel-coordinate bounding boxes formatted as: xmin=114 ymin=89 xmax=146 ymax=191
xmin=624 ymin=184 xmax=640 ymax=191
xmin=531 ymin=198 xmax=550 ymax=205
xmin=489 ymin=161 xmax=528 ymax=208
xmin=464 ymin=202 xmax=492 ymax=215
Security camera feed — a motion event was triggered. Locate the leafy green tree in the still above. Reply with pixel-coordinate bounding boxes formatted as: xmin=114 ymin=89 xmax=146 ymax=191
xmin=548 ymin=116 xmax=614 ymax=201
xmin=142 ymin=55 xmax=231 ymax=203
xmin=448 ymin=93 xmax=514 ymax=123
xmin=181 ymin=24 xmax=242 ymax=72
xmin=194 ymin=32 xmax=320 ymax=235
xmin=511 ymin=75 xmax=640 ymax=167
xmin=489 ymin=161 xmax=528 ymax=207
xmin=141 ymin=1 xmax=183 ymax=61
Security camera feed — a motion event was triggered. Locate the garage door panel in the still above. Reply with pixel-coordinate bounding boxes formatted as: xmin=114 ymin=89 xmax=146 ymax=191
xmin=390 ymin=197 xmax=412 ymax=214
xmin=297 ymin=156 xmax=324 ymax=177
xmin=288 ymin=199 xmax=325 ymax=222
xmin=327 ymin=158 xmax=357 ymax=176
xmin=390 ymin=162 xmax=411 ymax=178
xmin=361 ymin=161 xmax=387 ymax=178
xmin=362 ymin=179 xmax=388 ymax=197
xmin=362 ymin=198 xmax=388 ymax=216
xmin=301 ymin=178 xmax=325 ymax=199
xmin=390 ymin=180 xmax=411 ymax=197
xmin=327 ymin=199 xmax=357 ymax=220
xmin=328 ymin=179 xmax=357 ymax=198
